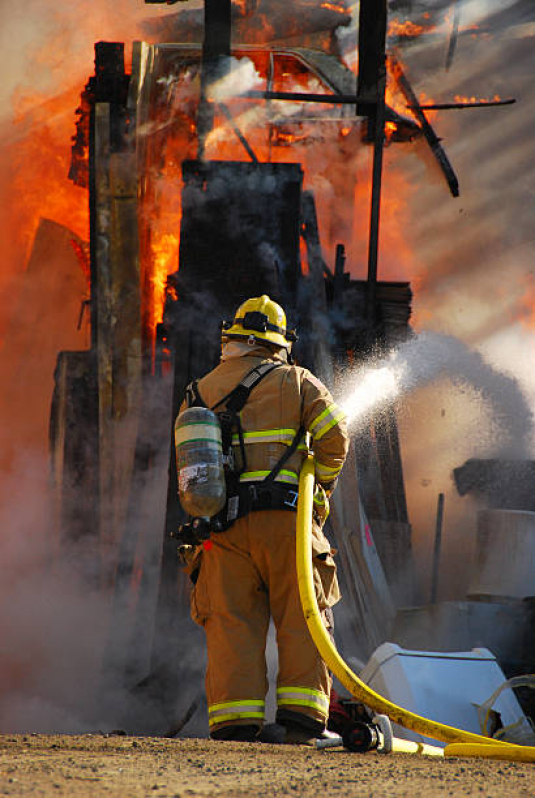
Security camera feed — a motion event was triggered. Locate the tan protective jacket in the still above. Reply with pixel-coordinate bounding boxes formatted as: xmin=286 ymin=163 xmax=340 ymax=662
xmin=185 ymin=341 xmax=348 ymax=492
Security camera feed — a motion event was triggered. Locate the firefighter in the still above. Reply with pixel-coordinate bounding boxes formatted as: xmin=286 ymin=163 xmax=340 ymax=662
xmin=178 ymin=295 xmax=349 ymax=743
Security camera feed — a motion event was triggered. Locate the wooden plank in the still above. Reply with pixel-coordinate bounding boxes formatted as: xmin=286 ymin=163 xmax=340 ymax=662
xmin=198 ymin=0 xmax=232 ymax=157
xmin=392 ymin=56 xmax=460 ymax=198
xmin=50 ymin=352 xmax=98 ymax=547
xmin=130 ymin=42 xmax=157 ymax=350
xmin=300 ymin=190 xmax=333 ymax=385
xmin=108 ymin=146 xmax=143 ymax=558
xmin=357 ymin=0 xmax=387 ymax=121
xmin=94 ymin=102 xmax=115 ymax=563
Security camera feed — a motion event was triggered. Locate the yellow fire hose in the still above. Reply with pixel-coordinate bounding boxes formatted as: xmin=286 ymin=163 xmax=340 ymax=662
xmin=296 ymin=456 xmax=535 ymax=763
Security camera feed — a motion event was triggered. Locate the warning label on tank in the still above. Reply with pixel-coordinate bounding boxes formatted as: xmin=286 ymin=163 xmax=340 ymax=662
xmin=179 ymin=464 xmax=209 ymax=490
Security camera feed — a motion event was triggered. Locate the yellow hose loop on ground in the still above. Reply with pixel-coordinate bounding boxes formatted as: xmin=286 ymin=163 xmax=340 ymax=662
xmin=444 ymin=743 xmax=535 ymax=763
xmin=295 ymin=456 xmax=517 ymax=749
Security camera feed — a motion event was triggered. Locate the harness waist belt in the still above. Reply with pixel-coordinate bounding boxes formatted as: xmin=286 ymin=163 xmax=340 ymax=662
xmin=241 ymin=482 xmax=299 ymax=513
xmin=215 ymin=482 xmax=299 ymax=530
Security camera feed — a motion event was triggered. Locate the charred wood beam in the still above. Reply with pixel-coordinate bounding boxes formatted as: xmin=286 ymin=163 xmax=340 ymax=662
xmin=357 ymin=0 xmax=387 ymax=126
xmin=241 ymin=91 xmax=419 ymax=137
xmin=392 ymin=56 xmax=460 ymax=198
xmin=333 ymin=243 xmax=346 ymax=306
xmin=217 ymin=102 xmax=259 ymax=163
xmin=301 ymin=192 xmax=333 ymax=281
xmin=362 ymin=0 xmax=387 ymax=336
xmin=431 ymin=493 xmax=445 ymax=603
xmin=408 ymin=99 xmax=516 ymax=111
xmin=243 ymin=89 xmax=374 ymax=106
xmin=366 ymin=66 xmax=386 ymax=336
xmin=198 ymin=0 xmax=232 ymax=159
xmin=445 ymin=0 xmax=461 ymax=72
xmin=203 ymin=0 xmax=231 ymax=61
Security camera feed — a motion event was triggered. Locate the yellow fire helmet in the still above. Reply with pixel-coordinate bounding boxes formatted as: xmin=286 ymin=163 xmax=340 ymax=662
xmin=222 ymin=295 xmax=297 ymax=350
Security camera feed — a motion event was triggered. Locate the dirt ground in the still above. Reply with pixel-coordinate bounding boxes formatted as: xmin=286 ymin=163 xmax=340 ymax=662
xmin=0 ymin=734 xmax=532 ymax=797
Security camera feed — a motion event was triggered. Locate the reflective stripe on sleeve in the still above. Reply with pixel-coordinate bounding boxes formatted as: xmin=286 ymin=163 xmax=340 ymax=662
xmin=308 ymin=404 xmax=346 ymax=442
xmin=239 ymin=469 xmax=299 ymax=486
xmin=315 ymin=460 xmax=342 ymax=482
xmin=208 ymin=699 xmax=265 ymax=727
xmin=276 ymin=687 xmax=329 ymax=717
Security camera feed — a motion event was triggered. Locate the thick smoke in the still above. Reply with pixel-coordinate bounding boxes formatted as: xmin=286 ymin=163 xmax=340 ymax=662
xmin=0 ymin=0 xmax=196 ymax=735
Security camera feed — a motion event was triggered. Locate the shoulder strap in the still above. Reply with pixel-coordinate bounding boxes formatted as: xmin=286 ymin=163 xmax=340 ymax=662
xmin=184 ymin=379 xmax=207 ymax=408
xmin=263 ymin=425 xmax=305 ymax=484
xmin=211 ymin=361 xmax=282 ymax=413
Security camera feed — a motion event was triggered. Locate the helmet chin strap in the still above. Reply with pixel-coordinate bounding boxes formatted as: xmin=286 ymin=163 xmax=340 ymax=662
xmin=222 ymin=338 xmax=291 ymax=362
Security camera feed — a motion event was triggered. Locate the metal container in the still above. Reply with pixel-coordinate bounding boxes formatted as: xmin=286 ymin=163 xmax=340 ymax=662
xmin=174 ymin=407 xmax=226 ymax=518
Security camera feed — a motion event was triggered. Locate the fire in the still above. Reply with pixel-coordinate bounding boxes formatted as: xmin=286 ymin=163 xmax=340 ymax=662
xmin=150 ymin=232 xmax=179 ymax=328
xmin=0 ymin=85 xmax=89 ymax=350
xmin=388 ymin=19 xmax=426 ymax=39
xmin=320 ymin=2 xmax=347 ymax=13
xmin=454 ymin=94 xmax=501 ymax=104
xmin=70 ymin=239 xmax=91 ymax=286
xmin=384 ymin=121 xmax=397 ymax=144
xmin=0 ymin=0 xmax=153 ymax=346
xmin=0 ymin=3 xmax=436 ymax=366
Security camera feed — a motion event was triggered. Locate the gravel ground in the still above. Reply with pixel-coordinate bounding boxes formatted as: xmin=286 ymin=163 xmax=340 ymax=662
xmin=0 ymin=734 xmax=533 ymax=797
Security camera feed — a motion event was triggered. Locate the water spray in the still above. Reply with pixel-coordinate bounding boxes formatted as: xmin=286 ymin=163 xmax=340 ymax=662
xmin=336 ymin=331 xmax=533 ymax=456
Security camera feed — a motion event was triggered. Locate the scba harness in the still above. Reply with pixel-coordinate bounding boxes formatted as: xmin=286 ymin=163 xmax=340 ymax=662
xmin=179 ymin=361 xmax=304 ymax=543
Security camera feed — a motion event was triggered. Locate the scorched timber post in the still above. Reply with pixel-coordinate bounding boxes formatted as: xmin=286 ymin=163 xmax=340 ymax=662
xmin=358 ymin=0 xmax=388 ymax=339
xmin=197 ymin=0 xmax=232 ymax=159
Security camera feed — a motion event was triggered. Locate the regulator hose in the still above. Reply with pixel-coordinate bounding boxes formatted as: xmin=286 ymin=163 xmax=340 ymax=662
xmin=296 ymin=455 xmax=535 ymax=760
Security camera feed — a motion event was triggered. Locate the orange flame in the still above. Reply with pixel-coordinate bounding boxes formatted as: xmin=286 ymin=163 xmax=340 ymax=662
xmin=3 ymin=87 xmax=89 ymax=285
xmin=454 ymin=94 xmax=502 ymax=104
xmin=320 ymin=2 xmax=347 ymax=13
xmin=388 ymin=19 xmax=426 ymax=38
xmin=150 ymin=232 xmax=180 ymax=329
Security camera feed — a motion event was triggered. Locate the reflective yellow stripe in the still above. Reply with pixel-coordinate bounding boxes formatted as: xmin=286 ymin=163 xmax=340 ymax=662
xmin=315 ymin=461 xmax=341 ymax=476
xmin=315 ymin=461 xmax=342 ymax=481
xmin=209 ymin=702 xmax=265 ymax=716
xmin=209 ymin=712 xmax=264 ymax=726
xmin=310 ymin=405 xmax=346 ymax=442
xmin=239 ymin=469 xmax=299 ymax=485
xmin=208 ymin=699 xmax=265 ymax=727
xmin=309 ymin=406 xmax=332 ymax=433
xmin=231 ymin=428 xmax=297 ymax=445
xmin=277 ymin=687 xmax=329 ymax=700
xmin=277 ymin=687 xmax=329 ymax=715
xmin=276 ymin=699 xmax=329 ymax=714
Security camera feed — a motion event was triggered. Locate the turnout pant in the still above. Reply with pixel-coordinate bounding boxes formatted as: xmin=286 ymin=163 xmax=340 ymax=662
xmin=190 ymin=509 xmax=340 ymax=737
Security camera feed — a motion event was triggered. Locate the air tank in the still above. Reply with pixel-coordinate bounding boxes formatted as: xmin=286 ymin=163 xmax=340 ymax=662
xmin=174 ymin=407 xmax=227 ymax=518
